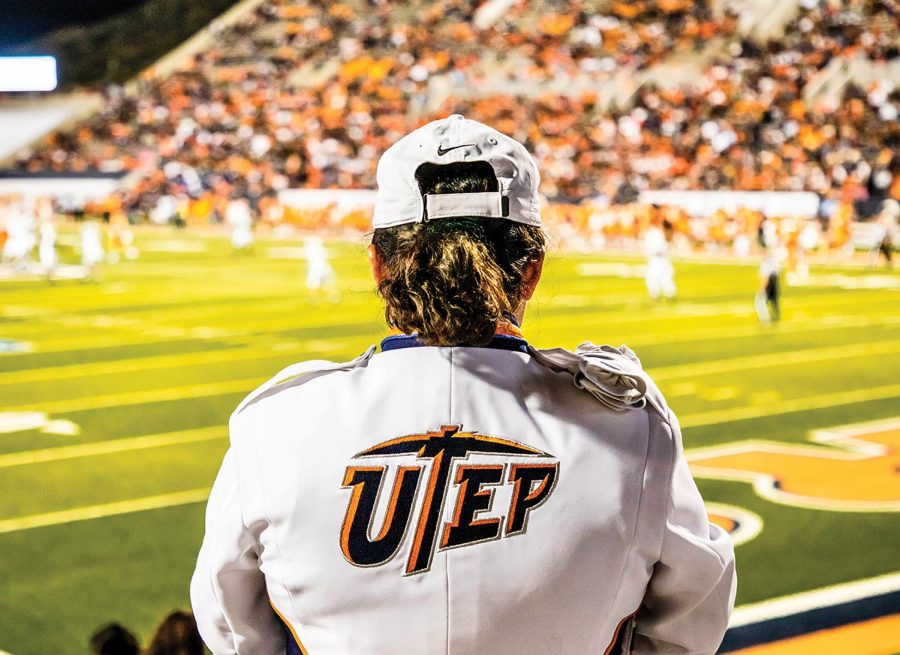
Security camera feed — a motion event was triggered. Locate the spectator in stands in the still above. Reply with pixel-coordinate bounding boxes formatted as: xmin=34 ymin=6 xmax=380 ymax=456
xmin=7 ymin=0 xmax=897 ymax=222
xmin=144 ymin=610 xmax=205 ymax=655
xmin=90 ymin=623 xmax=140 ymax=655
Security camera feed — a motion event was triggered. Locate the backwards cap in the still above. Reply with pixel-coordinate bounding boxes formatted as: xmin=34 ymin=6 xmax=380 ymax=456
xmin=372 ymin=114 xmax=541 ymax=229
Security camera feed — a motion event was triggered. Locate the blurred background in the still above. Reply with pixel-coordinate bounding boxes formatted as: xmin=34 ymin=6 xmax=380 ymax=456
xmin=0 ymin=1 xmax=898 ymax=654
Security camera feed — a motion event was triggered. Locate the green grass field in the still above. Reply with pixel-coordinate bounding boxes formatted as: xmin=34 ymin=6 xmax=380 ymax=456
xmin=1 ymin=228 xmax=898 ymax=654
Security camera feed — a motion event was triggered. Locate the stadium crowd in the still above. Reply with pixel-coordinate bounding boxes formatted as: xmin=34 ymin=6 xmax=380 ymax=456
xmin=6 ymin=0 xmax=899 ymax=226
xmin=90 ymin=610 xmax=203 ymax=655
xmin=447 ymin=0 xmax=899 ymax=200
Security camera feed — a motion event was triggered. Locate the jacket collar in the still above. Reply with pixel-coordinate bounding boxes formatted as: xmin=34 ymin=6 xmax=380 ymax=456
xmin=380 ymin=318 xmax=527 ymax=353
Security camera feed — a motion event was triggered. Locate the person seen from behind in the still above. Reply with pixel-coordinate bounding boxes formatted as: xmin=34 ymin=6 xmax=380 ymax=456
xmin=89 ymin=623 xmax=140 ymax=655
xmin=145 ymin=610 xmax=205 ymax=655
xmin=191 ymin=115 xmax=736 ymax=654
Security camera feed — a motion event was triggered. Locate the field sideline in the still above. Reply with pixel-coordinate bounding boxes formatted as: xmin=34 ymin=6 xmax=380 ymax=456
xmin=1 ymin=228 xmax=898 ymax=654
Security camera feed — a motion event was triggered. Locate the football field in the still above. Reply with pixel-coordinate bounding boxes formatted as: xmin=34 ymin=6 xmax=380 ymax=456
xmin=1 ymin=229 xmax=898 ymax=654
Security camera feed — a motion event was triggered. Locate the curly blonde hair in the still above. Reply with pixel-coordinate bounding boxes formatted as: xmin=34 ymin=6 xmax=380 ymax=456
xmin=372 ymin=162 xmax=545 ymax=346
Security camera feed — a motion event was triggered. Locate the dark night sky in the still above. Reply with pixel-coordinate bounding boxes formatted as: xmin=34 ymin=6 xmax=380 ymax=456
xmin=0 ymin=0 xmax=148 ymax=48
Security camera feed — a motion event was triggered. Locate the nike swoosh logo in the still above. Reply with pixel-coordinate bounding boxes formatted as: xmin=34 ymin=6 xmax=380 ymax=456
xmin=437 ymin=143 xmax=476 ymax=156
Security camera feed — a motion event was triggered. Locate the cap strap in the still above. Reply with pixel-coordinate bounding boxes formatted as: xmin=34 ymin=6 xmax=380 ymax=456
xmin=424 ymin=192 xmax=507 ymax=221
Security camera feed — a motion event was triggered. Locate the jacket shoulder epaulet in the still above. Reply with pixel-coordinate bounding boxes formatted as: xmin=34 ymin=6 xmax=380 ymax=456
xmin=234 ymin=346 xmax=376 ymax=415
xmin=527 ymin=342 xmax=668 ymax=418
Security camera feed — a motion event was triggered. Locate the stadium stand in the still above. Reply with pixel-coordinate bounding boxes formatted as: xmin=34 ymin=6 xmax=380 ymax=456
xmin=3 ymin=0 xmax=898 ymax=230
xmin=0 ymin=92 xmax=102 ymax=163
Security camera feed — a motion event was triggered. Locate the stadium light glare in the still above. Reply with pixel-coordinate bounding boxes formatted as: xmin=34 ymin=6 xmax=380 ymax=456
xmin=0 ymin=56 xmax=58 ymax=92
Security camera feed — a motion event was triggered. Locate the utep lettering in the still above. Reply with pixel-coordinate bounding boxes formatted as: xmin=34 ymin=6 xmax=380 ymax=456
xmin=340 ymin=425 xmax=559 ymax=575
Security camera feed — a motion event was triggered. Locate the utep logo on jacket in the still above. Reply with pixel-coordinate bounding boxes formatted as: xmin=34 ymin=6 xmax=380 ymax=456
xmin=340 ymin=425 xmax=560 ymax=575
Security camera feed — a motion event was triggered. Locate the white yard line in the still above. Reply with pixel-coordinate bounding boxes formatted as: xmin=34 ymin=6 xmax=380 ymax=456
xmin=729 ymin=571 xmax=900 ymax=627
xmin=8 ymin=377 xmax=266 ymax=414
xmin=1 ymin=314 xmax=375 ymax=356
xmin=3 ymin=363 xmax=898 ymax=423
xmin=7 ymin=328 xmax=896 ymax=388
xmin=2 ymin=391 xmax=894 ymax=491
xmin=0 ymin=488 xmax=210 ymax=535
xmin=678 ymin=384 xmax=900 ymax=429
xmin=2 ymin=338 xmax=351 ymax=384
xmin=649 ymin=339 xmax=900 ymax=381
xmin=553 ymin=314 xmax=900 ymax=349
xmin=3 ymin=285 xmax=892 ymax=356
xmin=5 ymin=314 xmax=894 ymax=385
xmin=0 ymin=426 xmax=225 ymax=469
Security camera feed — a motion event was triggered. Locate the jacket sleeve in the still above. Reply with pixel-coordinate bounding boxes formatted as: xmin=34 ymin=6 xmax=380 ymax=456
xmin=633 ymin=410 xmax=737 ymax=654
xmin=190 ymin=446 xmax=284 ymax=654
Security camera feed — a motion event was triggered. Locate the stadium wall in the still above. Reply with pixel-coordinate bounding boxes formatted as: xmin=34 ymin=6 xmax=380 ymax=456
xmin=639 ymin=191 xmax=821 ymax=218
xmin=0 ymin=92 xmax=102 ymax=164
xmin=0 ymin=173 xmax=122 ymax=203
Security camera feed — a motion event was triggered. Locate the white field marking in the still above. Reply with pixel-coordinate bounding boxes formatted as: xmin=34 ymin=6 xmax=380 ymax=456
xmin=0 ymin=288 xmax=338 ymax=337
xmin=0 ymin=293 xmax=306 ymax=332
xmin=10 ymin=312 xmax=375 ymax=356
xmin=138 ymin=239 xmax=207 ymax=252
xmin=0 ymin=412 xmax=79 ymax=436
xmin=705 ymin=502 xmax=763 ymax=546
xmin=0 ymin=263 xmax=88 ymax=281
xmin=2 ymin=329 xmax=897 ymax=416
xmin=665 ymin=381 xmax=698 ymax=397
xmin=5 ymin=308 xmax=371 ymax=354
xmin=89 ymin=315 xmax=138 ymax=329
xmin=2 ymin=337 xmax=351 ymax=385
xmin=0 ymin=426 xmax=226 ymax=469
xmin=649 ymin=339 xmax=900 ymax=381
xmin=669 ymin=302 xmax=755 ymax=318
xmin=0 ymin=305 xmax=54 ymax=318
xmin=10 ymin=377 xmax=267 ymax=414
xmin=5 ymin=362 xmax=896 ymax=432
xmin=302 ymin=339 xmax=353 ymax=353
xmin=0 ymin=339 xmax=31 ymax=353
xmin=39 ymin=420 xmax=79 ymax=436
xmin=151 ymin=300 xmax=377 ymax=333
xmin=749 ymin=390 xmax=781 ymax=405
xmin=272 ymin=340 xmax=304 ymax=351
xmin=0 ymin=437 xmax=893 ymax=541
xmin=547 ymin=289 xmax=900 ymax=329
xmin=1 ymin=280 xmax=781 ymax=340
xmin=697 ymin=386 xmax=742 ymax=401
xmin=139 ymin=326 xmax=192 ymax=338
xmin=266 ymin=246 xmax=306 ymax=259
xmin=679 ymin=384 xmax=900 ymax=431
xmin=729 ymin=571 xmax=900 ymax=628
xmin=646 ymin=291 xmax=892 ymax=321
xmin=2 ymin=314 xmax=145 ymax=337
xmin=576 ymin=262 xmax=646 ymax=278
xmin=7 ymin=290 xmax=893 ymax=359
xmin=0 ymin=412 xmax=48 ymax=433
xmin=789 ymin=272 xmax=900 ymax=290
xmin=685 ymin=417 xmax=900 ymax=512
xmin=567 ymin=314 xmax=900 ymax=349
xmin=0 ymin=488 xmax=210 ymax=535
xmin=546 ymin=294 xmax=596 ymax=308
xmin=539 ymin=283 xmax=882 ymax=318
xmin=101 ymin=282 xmax=132 ymax=294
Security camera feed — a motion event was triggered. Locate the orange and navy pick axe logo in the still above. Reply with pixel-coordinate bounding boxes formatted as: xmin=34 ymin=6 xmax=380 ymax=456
xmin=340 ymin=425 xmax=559 ymax=575
xmin=687 ymin=418 xmax=900 ymax=513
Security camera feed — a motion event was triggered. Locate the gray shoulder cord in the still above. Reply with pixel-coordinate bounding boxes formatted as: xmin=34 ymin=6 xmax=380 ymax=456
xmin=527 ymin=342 xmax=668 ymax=418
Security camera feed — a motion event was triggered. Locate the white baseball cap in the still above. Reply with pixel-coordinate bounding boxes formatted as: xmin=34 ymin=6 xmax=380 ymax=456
xmin=372 ymin=114 xmax=541 ymax=229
